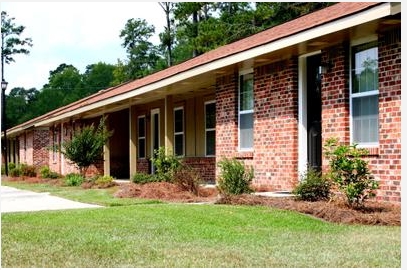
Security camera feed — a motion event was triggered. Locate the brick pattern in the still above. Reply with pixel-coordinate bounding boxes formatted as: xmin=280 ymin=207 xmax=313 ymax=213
xmin=321 ymin=43 xmax=350 ymax=153
xmin=183 ymin=157 xmax=216 ymax=183
xmin=215 ymin=74 xmax=238 ymax=159
xmin=32 ymin=129 xmax=49 ymax=167
xmin=136 ymin=159 xmax=150 ymax=174
xmin=253 ymin=59 xmax=299 ymax=190
xmin=373 ymin=28 xmax=401 ymax=203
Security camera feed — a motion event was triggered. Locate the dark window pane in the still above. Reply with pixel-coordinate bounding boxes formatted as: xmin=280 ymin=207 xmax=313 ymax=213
xmin=174 ymin=134 xmax=184 ymax=156
xmin=352 ymin=95 xmax=378 ymax=144
xmin=240 ymin=113 xmax=253 ymax=148
xmin=174 ymin=109 xmax=183 ymax=133
xmin=205 ymin=103 xmax=216 ymax=129
xmin=138 ymin=117 xmax=145 ymax=137
xmin=138 ymin=138 xmax=145 ymax=158
xmin=206 ymin=130 xmax=215 ymax=156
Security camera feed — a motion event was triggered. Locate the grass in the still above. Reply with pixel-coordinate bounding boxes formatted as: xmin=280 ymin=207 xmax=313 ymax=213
xmin=1 ymin=179 xmax=161 ymax=206
xmin=1 ymin=179 xmax=401 ymax=267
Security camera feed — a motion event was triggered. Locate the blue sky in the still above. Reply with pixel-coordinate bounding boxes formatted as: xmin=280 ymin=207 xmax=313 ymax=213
xmin=1 ymin=1 xmax=164 ymax=93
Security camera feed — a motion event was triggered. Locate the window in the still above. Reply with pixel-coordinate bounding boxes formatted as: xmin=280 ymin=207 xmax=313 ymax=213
xmin=174 ymin=107 xmax=184 ymax=156
xmin=138 ymin=115 xmax=146 ymax=158
xmin=351 ymin=41 xmax=379 ymax=145
xmin=205 ymin=101 xmax=216 ymax=156
xmin=239 ymin=71 xmax=254 ymax=150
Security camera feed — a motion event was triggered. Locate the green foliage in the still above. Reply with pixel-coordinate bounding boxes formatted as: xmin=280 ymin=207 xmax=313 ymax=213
xmin=19 ymin=163 xmax=37 ymax=177
xmin=132 ymin=172 xmax=159 ymax=184
xmin=151 ymin=147 xmax=182 ymax=181
xmin=217 ymin=158 xmax=253 ymax=195
xmin=293 ymin=167 xmax=331 ymax=201
xmin=61 ymin=117 xmax=112 ymax=176
xmin=39 ymin=166 xmax=60 ymax=179
xmin=8 ymin=162 xmax=16 ymax=170
xmin=94 ymin=175 xmax=115 ymax=187
xmin=9 ymin=167 xmax=22 ymax=177
xmin=324 ymin=138 xmax=379 ymax=207
xmin=64 ymin=173 xmax=84 ymax=186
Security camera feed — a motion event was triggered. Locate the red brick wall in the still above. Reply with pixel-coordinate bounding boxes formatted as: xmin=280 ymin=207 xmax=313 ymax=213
xmin=32 ymin=129 xmax=49 ymax=167
xmin=183 ymin=157 xmax=216 ymax=183
xmin=374 ymin=28 xmax=401 ymax=203
xmin=253 ymin=59 xmax=299 ymax=191
xmin=320 ymin=28 xmax=401 ymax=203
xmin=136 ymin=159 xmax=150 ymax=174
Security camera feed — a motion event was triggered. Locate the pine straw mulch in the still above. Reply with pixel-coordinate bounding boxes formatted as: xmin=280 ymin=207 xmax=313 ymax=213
xmin=114 ymin=181 xmax=401 ymax=226
xmin=3 ymin=177 xmax=400 ymax=226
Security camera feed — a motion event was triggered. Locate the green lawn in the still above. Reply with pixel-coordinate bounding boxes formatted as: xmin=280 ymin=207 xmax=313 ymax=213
xmin=1 ymin=180 xmax=401 ymax=267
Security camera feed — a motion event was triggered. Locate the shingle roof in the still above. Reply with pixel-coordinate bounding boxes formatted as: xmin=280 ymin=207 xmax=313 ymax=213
xmin=8 ymin=2 xmax=380 ymax=132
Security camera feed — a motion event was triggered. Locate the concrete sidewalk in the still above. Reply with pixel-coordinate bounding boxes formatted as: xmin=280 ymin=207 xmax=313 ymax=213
xmin=1 ymin=185 xmax=103 ymax=213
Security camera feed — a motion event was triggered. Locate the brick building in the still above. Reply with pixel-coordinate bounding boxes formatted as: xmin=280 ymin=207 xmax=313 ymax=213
xmin=2 ymin=3 xmax=401 ymax=203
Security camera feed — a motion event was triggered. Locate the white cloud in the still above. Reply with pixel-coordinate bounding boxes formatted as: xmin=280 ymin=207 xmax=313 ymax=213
xmin=1 ymin=1 xmax=165 ymax=92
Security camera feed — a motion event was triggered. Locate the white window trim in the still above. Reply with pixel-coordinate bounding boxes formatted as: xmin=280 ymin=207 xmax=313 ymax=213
xmin=205 ymin=100 xmax=216 ymax=157
xmin=238 ymin=68 xmax=254 ymax=152
xmin=137 ymin=115 xmax=146 ymax=159
xmin=174 ymin=106 xmax=185 ymax=157
xmin=349 ymin=39 xmax=379 ymax=148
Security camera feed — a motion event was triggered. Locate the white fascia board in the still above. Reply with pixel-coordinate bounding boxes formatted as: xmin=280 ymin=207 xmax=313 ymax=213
xmin=33 ymin=2 xmax=395 ymax=128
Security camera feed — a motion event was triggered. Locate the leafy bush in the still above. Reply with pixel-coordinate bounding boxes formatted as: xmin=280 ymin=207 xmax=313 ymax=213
xmin=20 ymin=164 xmax=37 ymax=177
xmin=65 ymin=173 xmax=84 ymax=186
xmin=8 ymin=162 xmax=16 ymax=170
xmin=151 ymin=147 xmax=182 ymax=181
xmin=94 ymin=175 xmax=115 ymax=187
xmin=217 ymin=158 xmax=254 ymax=195
xmin=9 ymin=167 xmax=22 ymax=177
xmin=293 ymin=167 xmax=331 ymax=201
xmin=39 ymin=166 xmax=60 ymax=179
xmin=324 ymin=138 xmax=379 ymax=207
xmin=61 ymin=117 xmax=112 ymax=176
xmin=132 ymin=172 xmax=159 ymax=184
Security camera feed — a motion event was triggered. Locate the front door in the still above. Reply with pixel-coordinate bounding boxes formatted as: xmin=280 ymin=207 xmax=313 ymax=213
xmin=150 ymin=108 xmax=160 ymax=174
xmin=306 ymin=54 xmax=322 ymax=171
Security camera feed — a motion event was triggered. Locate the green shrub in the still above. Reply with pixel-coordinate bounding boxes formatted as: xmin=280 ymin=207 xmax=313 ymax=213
xmin=151 ymin=147 xmax=182 ymax=181
xmin=293 ymin=167 xmax=331 ymax=201
xmin=8 ymin=162 xmax=16 ymax=170
xmin=20 ymin=164 xmax=37 ymax=177
xmin=217 ymin=158 xmax=254 ymax=195
xmin=324 ymin=138 xmax=379 ymax=207
xmin=65 ymin=173 xmax=85 ymax=186
xmin=132 ymin=172 xmax=159 ymax=184
xmin=39 ymin=166 xmax=60 ymax=179
xmin=94 ymin=175 xmax=115 ymax=188
xmin=9 ymin=167 xmax=22 ymax=177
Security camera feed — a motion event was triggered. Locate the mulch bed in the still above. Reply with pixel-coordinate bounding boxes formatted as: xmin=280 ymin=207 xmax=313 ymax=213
xmin=3 ymin=176 xmax=400 ymax=226
xmin=114 ymin=182 xmax=400 ymax=226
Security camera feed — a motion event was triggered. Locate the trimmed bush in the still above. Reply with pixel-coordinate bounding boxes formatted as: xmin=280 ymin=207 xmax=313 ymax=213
xmin=293 ymin=167 xmax=331 ymax=201
xmin=65 ymin=173 xmax=85 ymax=186
xmin=217 ymin=158 xmax=254 ymax=195
xmin=39 ymin=166 xmax=60 ymax=179
xmin=324 ymin=138 xmax=379 ymax=207
xmin=173 ymin=166 xmax=202 ymax=195
xmin=9 ymin=167 xmax=22 ymax=177
xmin=132 ymin=173 xmax=159 ymax=184
xmin=94 ymin=175 xmax=115 ymax=188
xmin=20 ymin=164 xmax=37 ymax=177
xmin=151 ymin=147 xmax=182 ymax=181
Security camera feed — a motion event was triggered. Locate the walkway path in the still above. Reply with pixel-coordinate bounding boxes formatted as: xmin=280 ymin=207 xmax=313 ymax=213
xmin=1 ymin=185 xmax=103 ymax=213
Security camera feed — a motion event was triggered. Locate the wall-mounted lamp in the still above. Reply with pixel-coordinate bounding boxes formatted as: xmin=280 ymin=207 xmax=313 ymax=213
xmin=319 ymin=61 xmax=333 ymax=74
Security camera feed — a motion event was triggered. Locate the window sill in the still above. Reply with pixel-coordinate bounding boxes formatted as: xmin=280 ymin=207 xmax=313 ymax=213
xmin=236 ymin=151 xmax=254 ymax=159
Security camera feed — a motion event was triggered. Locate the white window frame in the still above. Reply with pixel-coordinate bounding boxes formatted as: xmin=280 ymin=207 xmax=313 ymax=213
xmin=349 ymin=36 xmax=379 ymax=147
xmin=238 ymin=68 xmax=254 ymax=151
xmin=137 ymin=115 xmax=146 ymax=159
xmin=205 ymin=100 xmax=216 ymax=157
xmin=174 ymin=106 xmax=185 ymax=157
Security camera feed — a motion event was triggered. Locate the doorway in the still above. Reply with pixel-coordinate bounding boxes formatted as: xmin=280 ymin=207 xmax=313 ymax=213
xmin=306 ymin=54 xmax=322 ymax=171
xmin=150 ymin=108 xmax=160 ymax=174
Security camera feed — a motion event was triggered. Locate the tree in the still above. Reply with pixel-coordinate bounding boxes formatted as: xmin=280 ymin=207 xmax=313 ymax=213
xmin=159 ymin=2 xmax=175 ymax=67
xmin=82 ymin=62 xmax=116 ymax=96
xmin=119 ymin=18 xmax=160 ymax=79
xmin=1 ymin=11 xmax=33 ymax=79
xmin=61 ymin=117 xmax=112 ymax=177
xmin=6 ymin=87 xmax=39 ymax=128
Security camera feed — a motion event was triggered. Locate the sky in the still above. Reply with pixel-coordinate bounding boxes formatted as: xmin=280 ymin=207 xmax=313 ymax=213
xmin=1 ymin=1 xmax=165 ymax=93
